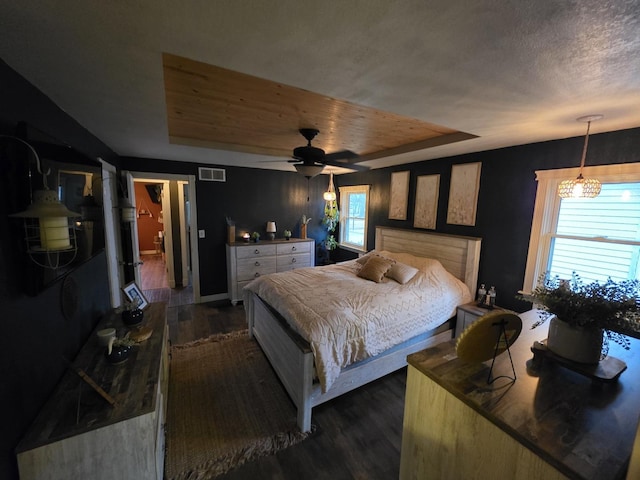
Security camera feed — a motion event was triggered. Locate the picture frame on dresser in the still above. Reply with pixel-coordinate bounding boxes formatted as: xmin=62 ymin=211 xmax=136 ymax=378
xmin=123 ymin=281 xmax=149 ymax=310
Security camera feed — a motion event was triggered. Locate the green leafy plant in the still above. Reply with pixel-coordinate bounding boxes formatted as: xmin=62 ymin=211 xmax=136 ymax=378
xmin=119 ymin=297 xmax=141 ymax=312
xmin=325 ymin=234 xmax=338 ymax=251
xmin=283 ymin=229 xmax=292 ymax=238
xmin=251 ymin=231 xmax=260 ymax=241
xmin=113 ymin=334 xmax=136 ymax=348
xmin=322 ymin=202 xmax=339 ymax=232
xmin=518 ymin=272 xmax=640 ymax=349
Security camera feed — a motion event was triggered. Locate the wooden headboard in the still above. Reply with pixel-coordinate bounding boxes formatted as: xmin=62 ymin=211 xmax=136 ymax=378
xmin=375 ymin=227 xmax=482 ymax=295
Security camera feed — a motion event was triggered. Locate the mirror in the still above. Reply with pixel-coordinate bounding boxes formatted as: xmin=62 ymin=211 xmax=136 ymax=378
xmin=7 ymin=124 xmax=105 ymax=295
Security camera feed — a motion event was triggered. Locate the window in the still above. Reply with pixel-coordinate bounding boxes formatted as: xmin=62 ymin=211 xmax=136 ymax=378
xmin=523 ymin=164 xmax=640 ymax=291
xmin=338 ymin=185 xmax=370 ymax=252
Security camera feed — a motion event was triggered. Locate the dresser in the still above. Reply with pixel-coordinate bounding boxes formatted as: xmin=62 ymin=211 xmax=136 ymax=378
xmin=226 ymin=238 xmax=315 ymax=305
xmin=400 ymin=309 xmax=640 ymax=480
xmin=16 ymin=302 xmax=169 ymax=480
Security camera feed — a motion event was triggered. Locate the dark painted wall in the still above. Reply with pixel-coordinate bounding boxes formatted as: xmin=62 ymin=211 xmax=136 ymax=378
xmin=0 ymin=59 xmax=118 ymax=479
xmin=336 ymin=128 xmax=640 ymax=311
xmin=2 ymin=53 xmax=640 ymax=480
xmin=126 ymin=127 xmax=640 ymax=309
xmin=123 ymin=156 xmax=332 ymax=296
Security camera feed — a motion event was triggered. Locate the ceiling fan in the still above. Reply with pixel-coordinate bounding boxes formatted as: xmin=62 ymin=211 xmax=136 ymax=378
xmin=289 ymin=128 xmax=369 ymax=178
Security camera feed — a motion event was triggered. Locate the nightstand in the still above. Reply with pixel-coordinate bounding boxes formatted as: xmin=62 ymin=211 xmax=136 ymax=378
xmin=455 ymin=302 xmax=504 ymax=338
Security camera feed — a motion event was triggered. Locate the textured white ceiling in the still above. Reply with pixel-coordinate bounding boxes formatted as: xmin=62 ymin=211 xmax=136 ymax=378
xmin=1 ymin=0 xmax=639 ymax=172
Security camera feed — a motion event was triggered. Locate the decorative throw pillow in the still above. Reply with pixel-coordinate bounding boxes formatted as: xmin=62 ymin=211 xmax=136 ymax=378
xmin=386 ymin=262 xmax=419 ymax=284
xmin=357 ymin=255 xmax=395 ymax=283
xmin=355 ymin=250 xmax=377 ymax=264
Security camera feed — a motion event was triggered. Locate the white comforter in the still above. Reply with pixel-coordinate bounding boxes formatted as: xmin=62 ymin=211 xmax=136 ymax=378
xmin=243 ymin=252 xmax=471 ymax=392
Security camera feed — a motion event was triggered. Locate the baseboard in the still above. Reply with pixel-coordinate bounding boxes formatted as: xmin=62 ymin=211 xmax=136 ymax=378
xmin=199 ymin=292 xmax=230 ymax=304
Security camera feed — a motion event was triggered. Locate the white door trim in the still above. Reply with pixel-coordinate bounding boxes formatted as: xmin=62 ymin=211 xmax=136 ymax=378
xmin=129 ymin=171 xmax=200 ymax=303
xmin=99 ymin=159 xmax=124 ymax=307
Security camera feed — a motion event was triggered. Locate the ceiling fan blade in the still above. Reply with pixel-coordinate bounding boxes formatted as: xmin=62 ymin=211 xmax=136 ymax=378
xmin=324 ymin=150 xmax=359 ymax=163
xmin=323 ymin=159 xmax=370 ymax=171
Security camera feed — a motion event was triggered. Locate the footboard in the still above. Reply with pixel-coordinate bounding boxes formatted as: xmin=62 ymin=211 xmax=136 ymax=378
xmin=245 ymin=292 xmax=454 ymax=432
xmin=246 ymin=292 xmax=315 ymax=431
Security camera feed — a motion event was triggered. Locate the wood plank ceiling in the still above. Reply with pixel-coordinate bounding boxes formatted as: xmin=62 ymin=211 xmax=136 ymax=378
xmin=163 ymin=53 xmax=476 ymax=164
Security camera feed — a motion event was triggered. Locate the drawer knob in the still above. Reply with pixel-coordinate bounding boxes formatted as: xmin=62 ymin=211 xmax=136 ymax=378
xmin=292 ymin=258 xmax=297 ymax=263
xmin=292 ymin=246 xmax=297 ymax=251
xmin=255 ymin=261 xmax=260 ymax=266
xmin=255 ymin=272 xmax=260 ymax=277
xmin=254 ymin=249 xmax=260 ymax=254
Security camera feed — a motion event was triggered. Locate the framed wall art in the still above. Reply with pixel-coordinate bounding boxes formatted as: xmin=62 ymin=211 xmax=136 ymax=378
xmin=413 ymin=174 xmax=440 ymax=230
xmin=388 ymin=171 xmax=410 ymax=220
xmin=446 ymin=162 xmax=482 ymax=226
xmin=122 ymin=281 xmax=149 ymax=310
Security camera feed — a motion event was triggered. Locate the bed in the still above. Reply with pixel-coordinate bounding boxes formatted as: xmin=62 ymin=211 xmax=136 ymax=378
xmin=243 ymin=227 xmax=482 ymax=431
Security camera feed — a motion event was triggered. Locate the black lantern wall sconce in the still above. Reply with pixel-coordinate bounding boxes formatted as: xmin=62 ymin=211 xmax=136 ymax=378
xmin=3 ymin=135 xmax=81 ymax=269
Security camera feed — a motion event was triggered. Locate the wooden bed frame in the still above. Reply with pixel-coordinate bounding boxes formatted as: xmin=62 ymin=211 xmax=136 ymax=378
xmin=245 ymin=227 xmax=482 ymax=432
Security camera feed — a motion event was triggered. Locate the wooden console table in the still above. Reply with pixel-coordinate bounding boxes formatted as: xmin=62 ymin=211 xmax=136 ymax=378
xmin=16 ymin=302 xmax=169 ymax=480
xmin=400 ymin=309 xmax=640 ymax=480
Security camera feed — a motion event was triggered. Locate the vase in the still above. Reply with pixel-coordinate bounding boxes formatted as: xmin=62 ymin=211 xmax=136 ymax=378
xmin=122 ymin=308 xmax=144 ymax=326
xmin=546 ymin=316 xmax=603 ymax=364
xmin=105 ymin=345 xmax=132 ymax=365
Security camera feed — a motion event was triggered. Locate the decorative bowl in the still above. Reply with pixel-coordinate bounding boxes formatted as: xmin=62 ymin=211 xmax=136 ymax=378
xmin=122 ymin=308 xmax=144 ymax=326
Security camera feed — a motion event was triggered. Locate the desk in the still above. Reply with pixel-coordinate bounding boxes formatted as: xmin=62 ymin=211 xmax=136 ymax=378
xmin=400 ymin=310 xmax=640 ymax=480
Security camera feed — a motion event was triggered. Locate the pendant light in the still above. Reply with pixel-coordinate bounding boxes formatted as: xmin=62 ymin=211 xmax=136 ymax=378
xmin=323 ymin=172 xmax=336 ymax=201
xmin=557 ymin=115 xmax=603 ymax=199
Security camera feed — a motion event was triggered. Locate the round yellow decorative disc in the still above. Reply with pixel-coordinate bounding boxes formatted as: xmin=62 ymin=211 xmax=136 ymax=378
xmin=456 ymin=310 xmax=523 ymax=362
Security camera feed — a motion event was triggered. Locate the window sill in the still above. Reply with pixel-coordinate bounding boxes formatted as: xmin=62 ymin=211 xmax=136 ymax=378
xmin=338 ymin=244 xmax=366 ymax=254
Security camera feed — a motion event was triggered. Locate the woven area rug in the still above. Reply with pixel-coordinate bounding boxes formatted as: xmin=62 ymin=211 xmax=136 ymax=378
xmin=165 ymin=330 xmax=310 ymax=480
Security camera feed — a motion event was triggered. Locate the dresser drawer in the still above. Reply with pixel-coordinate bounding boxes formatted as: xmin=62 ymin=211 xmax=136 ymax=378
xmin=227 ymin=240 xmax=315 ymax=305
xmin=237 ymin=257 xmax=277 ymax=281
xmin=276 ymin=241 xmax=311 ymax=255
xmin=236 ymin=244 xmax=277 ymax=259
xmin=277 ymin=253 xmax=311 ymax=271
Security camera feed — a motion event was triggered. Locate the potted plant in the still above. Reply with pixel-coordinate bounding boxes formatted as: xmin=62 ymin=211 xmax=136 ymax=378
xmin=120 ymin=297 xmax=144 ymax=326
xmin=322 ymin=202 xmax=339 ymax=233
xmin=518 ymin=273 xmax=640 ymax=363
xmin=325 ymin=234 xmax=338 ymax=252
xmin=283 ymin=229 xmax=292 ymax=240
xmin=251 ymin=231 xmax=260 ymax=243
xmin=105 ymin=334 xmax=136 ymax=364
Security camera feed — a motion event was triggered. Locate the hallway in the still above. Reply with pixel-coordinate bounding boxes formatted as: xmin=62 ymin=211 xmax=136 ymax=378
xmin=140 ymin=254 xmax=193 ymax=307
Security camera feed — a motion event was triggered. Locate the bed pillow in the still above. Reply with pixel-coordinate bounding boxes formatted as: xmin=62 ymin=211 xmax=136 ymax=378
xmin=385 ymin=262 xmax=419 ymax=284
xmin=357 ymin=255 xmax=395 ymax=283
xmin=355 ymin=250 xmax=379 ymax=264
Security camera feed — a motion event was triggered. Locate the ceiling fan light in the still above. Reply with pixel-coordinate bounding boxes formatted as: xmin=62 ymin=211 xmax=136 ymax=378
xmin=558 ymin=175 xmax=602 ymax=199
xmin=295 ymin=164 xmax=324 ymax=178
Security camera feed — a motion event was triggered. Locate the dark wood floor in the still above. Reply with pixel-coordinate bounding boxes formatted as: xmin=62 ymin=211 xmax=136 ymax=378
xmin=166 ymin=301 xmax=406 ymax=480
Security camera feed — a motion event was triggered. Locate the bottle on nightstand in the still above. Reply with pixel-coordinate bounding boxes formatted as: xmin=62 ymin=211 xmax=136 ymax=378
xmin=477 ymin=284 xmax=486 ymax=303
xmin=488 ymin=286 xmax=496 ymax=307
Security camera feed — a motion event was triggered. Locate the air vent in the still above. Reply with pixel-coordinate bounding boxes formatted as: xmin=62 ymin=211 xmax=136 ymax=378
xmin=198 ymin=167 xmax=226 ymax=182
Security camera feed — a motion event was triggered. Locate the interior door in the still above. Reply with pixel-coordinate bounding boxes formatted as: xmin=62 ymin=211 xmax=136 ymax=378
xmin=124 ymin=171 xmax=143 ymax=287
xmin=100 ymin=160 xmax=125 ymax=307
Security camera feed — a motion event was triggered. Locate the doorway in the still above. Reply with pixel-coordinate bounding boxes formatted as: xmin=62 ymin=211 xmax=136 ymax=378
xmin=130 ymin=172 xmax=200 ymax=307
